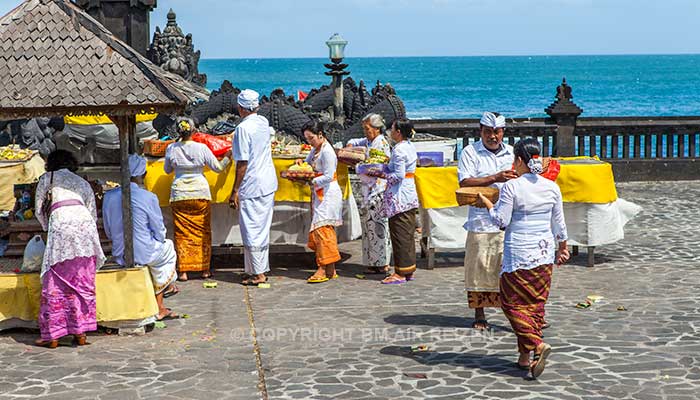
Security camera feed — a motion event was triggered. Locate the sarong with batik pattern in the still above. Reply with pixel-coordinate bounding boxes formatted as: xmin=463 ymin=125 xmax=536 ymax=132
xmin=172 ymin=199 xmax=211 ymax=272
xmin=39 ymin=256 xmax=97 ymax=341
xmin=500 ymin=264 xmax=553 ymax=353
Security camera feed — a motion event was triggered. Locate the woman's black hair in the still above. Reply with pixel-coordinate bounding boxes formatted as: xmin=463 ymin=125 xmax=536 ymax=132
xmin=393 ymin=118 xmax=414 ymax=140
xmin=513 ymin=137 xmax=541 ymax=165
xmin=301 ymin=120 xmax=326 ymax=138
xmin=46 ymin=150 xmax=78 ymax=172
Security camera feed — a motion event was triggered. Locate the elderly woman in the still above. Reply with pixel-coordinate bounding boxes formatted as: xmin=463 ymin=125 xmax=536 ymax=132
xmin=34 ymin=150 xmax=105 ymax=348
xmin=300 ymin=120 xmax=343 ymax=283
xmin=370 ymin=119 xmax=419 ymax=284
xmin=346 ymin=113 xmax=392 ymax=274
xmin=478 ymin=138 xmax=569 ymax=378
xmin=164 ymin=118 xmax=231 ymax=281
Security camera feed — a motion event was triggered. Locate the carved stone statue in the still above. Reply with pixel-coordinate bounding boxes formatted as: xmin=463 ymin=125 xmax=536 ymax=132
xmin=147 ymin=9 xmax=207 ymax=87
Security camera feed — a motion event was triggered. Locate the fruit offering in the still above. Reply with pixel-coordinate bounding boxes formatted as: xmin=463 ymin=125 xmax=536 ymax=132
xmin=366 ymin=148 xmax=390 ymax=164
xmin=0 ymin=146 xmax=34 ymax=162
xmin=281 ymin=162 xmax=315 ymax=181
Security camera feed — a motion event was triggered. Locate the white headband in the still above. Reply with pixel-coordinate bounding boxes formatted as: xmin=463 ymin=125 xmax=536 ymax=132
xmin=480 ymin=112 xmax=506 ymax=129
xmin=237 ymin=89 xmax=260 ymax=110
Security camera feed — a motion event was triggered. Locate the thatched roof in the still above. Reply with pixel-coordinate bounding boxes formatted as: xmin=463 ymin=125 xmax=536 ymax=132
xmin=0 ymin=0 xmax=207 ymax=120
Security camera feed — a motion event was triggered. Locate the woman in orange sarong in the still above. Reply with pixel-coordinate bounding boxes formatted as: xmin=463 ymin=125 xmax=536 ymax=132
xmin=164 ymin=118 xmax=231 ymax=281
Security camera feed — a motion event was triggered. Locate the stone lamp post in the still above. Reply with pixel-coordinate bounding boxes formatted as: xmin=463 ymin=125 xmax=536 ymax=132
xmin=324 ymin=33 xmax=350 ymax=124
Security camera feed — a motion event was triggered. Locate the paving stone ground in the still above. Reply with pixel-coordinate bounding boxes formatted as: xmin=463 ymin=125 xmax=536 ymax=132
xmin=2 ymin=181 xmax=700 ymax=400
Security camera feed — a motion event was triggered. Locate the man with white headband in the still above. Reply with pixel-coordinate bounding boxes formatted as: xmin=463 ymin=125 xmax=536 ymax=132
xmin=103 ymin=154 xmax=179 ymax=321
xmin=229 ymin=89 xmax=278 ymax=285
xmin=457 ymin=111 xmax=515 ymax=330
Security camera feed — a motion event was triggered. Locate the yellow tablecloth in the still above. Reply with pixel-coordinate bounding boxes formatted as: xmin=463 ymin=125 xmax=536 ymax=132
xmin=0 ymin=268 xmax=158 ymax=323
xmin=145 ymin=158 xmax=351 ymax=207
xmin=414 ymin=157 xmax=618 ymax=209
xmin=0 ymin=153 xmax=45 ymax=211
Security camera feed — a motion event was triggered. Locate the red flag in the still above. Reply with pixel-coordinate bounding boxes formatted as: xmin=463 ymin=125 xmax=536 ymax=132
xmin=297 ymin=90 xmax=308 ymax=102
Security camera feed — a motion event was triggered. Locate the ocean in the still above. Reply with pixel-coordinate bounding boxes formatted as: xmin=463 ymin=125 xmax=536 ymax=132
xmin=200 ymin=55 xmax=700 ymax=119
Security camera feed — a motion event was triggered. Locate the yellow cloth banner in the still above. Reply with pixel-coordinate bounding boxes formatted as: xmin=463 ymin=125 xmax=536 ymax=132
xmin=0 ymin=268 xmax=158 ymax=322
xmin=64 ymin=113 xmax=157 ymax=125
xmin=414 ymin=157 xmax=617 ymax=209
xmin=145 ymin=157 xmax=351 ymax=207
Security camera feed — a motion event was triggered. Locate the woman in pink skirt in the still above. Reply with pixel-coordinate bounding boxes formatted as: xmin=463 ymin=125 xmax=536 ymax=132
xmin=34 ymin=150 xmax=105 ymax=348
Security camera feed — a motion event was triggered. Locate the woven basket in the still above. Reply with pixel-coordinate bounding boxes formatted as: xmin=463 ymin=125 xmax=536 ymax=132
xmin=455 ymin=186 xmax=499 ymax=207
xmin=143 ymin=139 xmax=174 ymax=157
xmin=280 ymin=170 xmax=315 ymax=181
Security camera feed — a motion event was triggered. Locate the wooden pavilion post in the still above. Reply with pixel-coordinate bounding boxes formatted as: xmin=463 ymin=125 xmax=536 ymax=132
xmin=112 ymin=114 xmax=136 ymax=267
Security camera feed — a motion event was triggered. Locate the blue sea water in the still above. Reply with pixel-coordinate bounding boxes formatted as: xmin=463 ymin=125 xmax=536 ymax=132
xmin=200 ymin=55 xmax=700 ymax=119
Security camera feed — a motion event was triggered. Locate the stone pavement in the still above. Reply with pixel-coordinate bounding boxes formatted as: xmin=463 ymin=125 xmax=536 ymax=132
xmin=2 ymin=181 xmax=700 ymax=400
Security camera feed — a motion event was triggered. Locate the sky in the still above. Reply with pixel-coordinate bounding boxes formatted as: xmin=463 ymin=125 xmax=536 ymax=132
xmin=1 ymin=0 xmax=699 ymax=59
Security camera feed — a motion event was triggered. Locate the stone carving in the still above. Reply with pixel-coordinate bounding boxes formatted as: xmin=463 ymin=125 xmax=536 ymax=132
xmin=147 ymin=9 xmax=207 ymax=87
xmin=174 ymin=78 xmax=406 ymax=144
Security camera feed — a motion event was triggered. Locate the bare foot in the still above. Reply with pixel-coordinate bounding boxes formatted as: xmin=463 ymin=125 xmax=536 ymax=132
xmin=178 ymin=273 xmax=188 ymax=281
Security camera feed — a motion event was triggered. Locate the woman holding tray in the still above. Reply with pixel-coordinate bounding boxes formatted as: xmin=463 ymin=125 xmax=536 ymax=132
xmin=346 ymin=113 xmax=392 ymax=275
xmin=298 ymin=120 xmax=343 ymax=283
xmin=478 ymin=138 xmax=569 ymax=378
xmin=368 ymin=118 xmax=419 ymax=284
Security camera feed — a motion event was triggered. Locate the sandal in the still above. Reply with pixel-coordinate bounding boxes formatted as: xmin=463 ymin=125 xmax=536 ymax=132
xmin=329 ymin=273 xmax=339 ymax=280
xmin=530 ymin=343 xmax=552 ymax=378
xmin=242 ymin=276 xmax=268 ymax=286
xmin=35 ymin=339 xmax=58 ymax=349
xmin=163 ymin=285 xmax=180 ymax=298
xmin=156 ymin=308 xmax=180 ymax=321
xmin=542 ymin=320 xmax=551 ymax=329
xmin=515 ymin=362 xmax=530 ymax=371
xmin=381 ymin=275 xmax=406 ymax=285
xmin=307 ymin=275 xmax=329 ymax=284
xmin=405 ymin=273 xmax=415 ymax=281
xmin=471 ymin=319 xmax=490 ymax=330
xmin=73 ymin=334 xmax=88 ymax=346
xmin=364 ymin=267 xmax=389 ymax=275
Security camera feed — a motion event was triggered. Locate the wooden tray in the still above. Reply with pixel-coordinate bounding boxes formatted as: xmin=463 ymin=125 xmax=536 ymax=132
xmin=455 ymin=186 xmax=499 ymax=207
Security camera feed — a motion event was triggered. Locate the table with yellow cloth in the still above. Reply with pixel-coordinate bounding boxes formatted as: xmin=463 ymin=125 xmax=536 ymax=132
xmin=0 ymin=267 xmax=159 ymax=331
xmin=144 ymin=157 xmax=362 ymax=247
xmin=414 ymin=157 xmax=642 ymax=268
xmin=0 ymin=153 xmax=45 ymax=211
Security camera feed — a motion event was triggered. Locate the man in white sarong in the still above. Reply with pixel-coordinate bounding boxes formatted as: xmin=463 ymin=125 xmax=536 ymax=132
xmin=103 ymin=154 xmax=179 ymax=321
xmin=229 ymin=89 xmax=278 ymax=285
xmin=458 ymin=112 xmax=515 ymax=330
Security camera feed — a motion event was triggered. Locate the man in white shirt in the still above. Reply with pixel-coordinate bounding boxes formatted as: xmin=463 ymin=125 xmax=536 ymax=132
xmin=458 ymin=112 xmax=515 ymax=330
xmin=229 ymin=89 xmax=278 ymax=285
xmin=103 ymin=154 xmax=179 ymax=320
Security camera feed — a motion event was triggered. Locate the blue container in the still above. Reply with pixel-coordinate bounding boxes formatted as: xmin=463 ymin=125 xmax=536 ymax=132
xmin=417 ymin=152 xmax=444 ymax=167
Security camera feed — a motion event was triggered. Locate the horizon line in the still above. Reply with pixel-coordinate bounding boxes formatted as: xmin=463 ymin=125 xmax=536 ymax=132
xmin=200 ymin=52 xmax=700 ymax=61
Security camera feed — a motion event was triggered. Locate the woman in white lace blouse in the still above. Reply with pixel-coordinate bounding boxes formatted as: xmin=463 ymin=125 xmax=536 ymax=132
xmin=478 ymin=138 xmax=569 ymax=379
xmin=34 ymin=150 xmax=105 ymax=348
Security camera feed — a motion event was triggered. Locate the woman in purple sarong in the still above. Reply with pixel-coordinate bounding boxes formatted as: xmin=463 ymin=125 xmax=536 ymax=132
xmin=34 ymin=150 xmax=105 ymax=348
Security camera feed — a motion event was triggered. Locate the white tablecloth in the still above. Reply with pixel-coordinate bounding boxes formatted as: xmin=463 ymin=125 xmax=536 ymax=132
xmin=162 ymin=195 xmax=362 ymax=247
xmin=421 ymin=198 xmax=642 ymax=252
